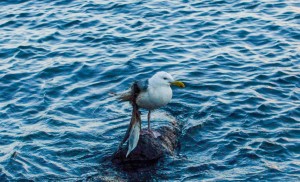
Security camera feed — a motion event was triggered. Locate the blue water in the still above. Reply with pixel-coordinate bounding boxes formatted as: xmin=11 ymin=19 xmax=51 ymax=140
xmin=0 ymin=0 xmax=299 ymax=181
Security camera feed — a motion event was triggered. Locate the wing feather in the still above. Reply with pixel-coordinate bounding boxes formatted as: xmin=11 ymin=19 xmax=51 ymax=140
xmin=118 ymin=81 xmax=142 ymax=157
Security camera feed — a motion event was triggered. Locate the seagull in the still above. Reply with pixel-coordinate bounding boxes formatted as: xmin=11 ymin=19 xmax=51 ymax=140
xmin=117 ymin=71 xmax=185 ymax=157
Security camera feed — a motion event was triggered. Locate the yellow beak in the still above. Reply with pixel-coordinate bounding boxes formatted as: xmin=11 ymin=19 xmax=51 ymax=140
xmin=171 ymin=81 xmax=185 ymax=88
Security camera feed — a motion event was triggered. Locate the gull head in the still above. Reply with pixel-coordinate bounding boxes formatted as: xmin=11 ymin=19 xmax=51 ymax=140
xmin=150 ymin=71 xmax=185 ymax=88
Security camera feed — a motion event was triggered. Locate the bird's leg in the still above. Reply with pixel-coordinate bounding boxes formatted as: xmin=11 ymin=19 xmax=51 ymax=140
xmin=147 ymin=110 xmax=151 ymax=131
xmin=142 ymin=110 xmax=161 ymax=138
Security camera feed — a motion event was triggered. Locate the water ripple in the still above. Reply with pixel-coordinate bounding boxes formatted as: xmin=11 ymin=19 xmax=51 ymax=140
xmin=0 ymin=0 xmax=299 ymax=181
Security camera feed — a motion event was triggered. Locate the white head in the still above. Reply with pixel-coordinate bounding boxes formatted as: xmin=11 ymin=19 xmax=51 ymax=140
xmin=149 ymin=71 xmax=185 ymax=88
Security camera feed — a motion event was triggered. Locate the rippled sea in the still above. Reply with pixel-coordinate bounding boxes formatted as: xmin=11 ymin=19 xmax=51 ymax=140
xmin=1 ymin=0 xmax=300 ymax=181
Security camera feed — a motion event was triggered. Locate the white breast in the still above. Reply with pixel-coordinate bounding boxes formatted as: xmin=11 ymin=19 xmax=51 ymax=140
xmin=137 ymin=86 xmax=172 ymax=110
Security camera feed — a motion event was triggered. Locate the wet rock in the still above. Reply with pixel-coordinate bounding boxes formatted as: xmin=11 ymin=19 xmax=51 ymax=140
xmin=112 ymin=118 xmax=179 ymax=166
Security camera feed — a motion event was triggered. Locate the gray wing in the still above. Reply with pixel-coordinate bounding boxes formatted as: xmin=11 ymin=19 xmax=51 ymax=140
xmin=116 ymin=79 xmax=148 ymax=102
xmin=136 ymin=79 xmax=149 ymax=92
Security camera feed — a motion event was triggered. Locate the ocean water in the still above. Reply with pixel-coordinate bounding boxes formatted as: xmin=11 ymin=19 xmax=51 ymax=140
xmin=0 ymin=0 xmax=299 ymax=181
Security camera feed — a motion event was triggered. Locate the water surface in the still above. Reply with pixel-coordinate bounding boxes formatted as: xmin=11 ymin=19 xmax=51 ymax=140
xmin=0 ymin=0 xmax=300 ymax=181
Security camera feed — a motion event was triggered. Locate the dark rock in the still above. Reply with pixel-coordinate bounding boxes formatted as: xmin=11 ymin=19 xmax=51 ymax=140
xmin=112 ymin=117 xmax=180 ymax=166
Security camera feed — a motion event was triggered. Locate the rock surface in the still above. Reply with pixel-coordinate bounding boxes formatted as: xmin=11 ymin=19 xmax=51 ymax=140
xmin=112 ymin=118 xmax=179 ymax=166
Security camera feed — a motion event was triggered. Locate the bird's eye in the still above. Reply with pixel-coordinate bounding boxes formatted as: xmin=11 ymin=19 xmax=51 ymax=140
xmin=163 ymin=77 xmax=167 ymax=80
